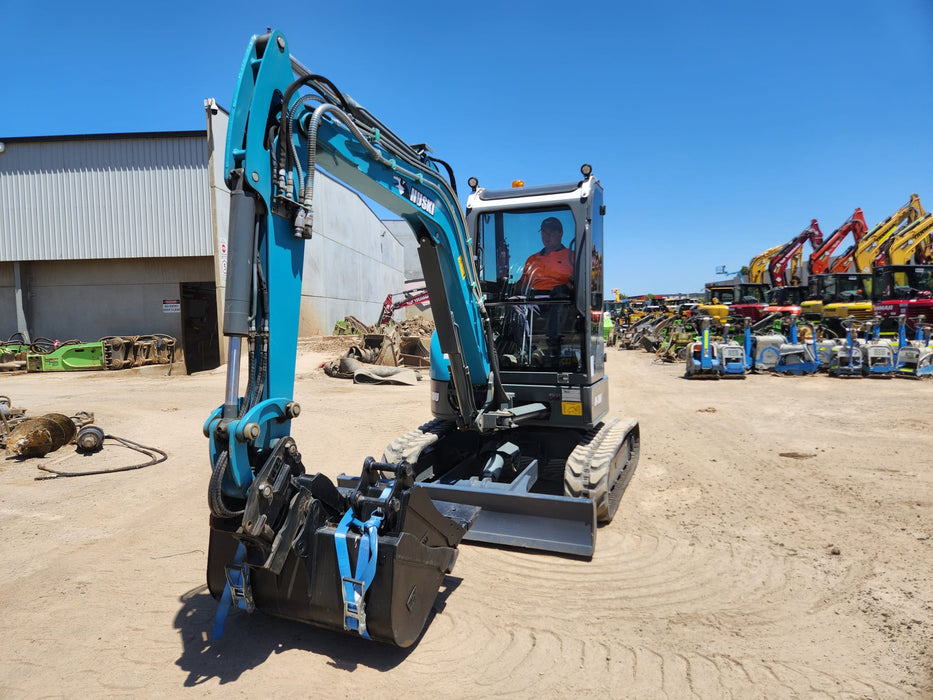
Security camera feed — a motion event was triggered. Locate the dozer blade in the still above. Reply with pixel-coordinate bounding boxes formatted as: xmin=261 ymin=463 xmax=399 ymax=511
xmin=415 ymin=482 xmax=596 ymax=557
xmin=207 ymin=448 xmax=478 ymax=647
xmin=341 ymin=458 xmax=598 ymax=558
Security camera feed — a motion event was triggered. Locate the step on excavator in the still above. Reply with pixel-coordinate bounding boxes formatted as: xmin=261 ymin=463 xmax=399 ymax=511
xmin=203 ymin=30 xmax=640 ymax=647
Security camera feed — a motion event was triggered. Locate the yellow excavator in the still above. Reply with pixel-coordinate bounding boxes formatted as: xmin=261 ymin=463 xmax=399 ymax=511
xmin=747 ymin=243 xmax=786 ymax=286
xmin=875 ymin=212 xmax=933 ymax=267
xmin=851 ymin=193 xmax=926 ymax=273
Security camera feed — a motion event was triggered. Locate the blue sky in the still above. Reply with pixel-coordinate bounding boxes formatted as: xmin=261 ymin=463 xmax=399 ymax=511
xmin=3 ymin=1 xmax=932 ymax=296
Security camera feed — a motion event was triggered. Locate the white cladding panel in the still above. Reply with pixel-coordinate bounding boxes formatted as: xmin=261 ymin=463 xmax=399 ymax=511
xmin=0 ymin=133 xmax=212 ymax=261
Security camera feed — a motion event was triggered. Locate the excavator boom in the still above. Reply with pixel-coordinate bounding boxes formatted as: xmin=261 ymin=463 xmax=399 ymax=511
xmin=768 ymin=219 xmax=823 ymax=287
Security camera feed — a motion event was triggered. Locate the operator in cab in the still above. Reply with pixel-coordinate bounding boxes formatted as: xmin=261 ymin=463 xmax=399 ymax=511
xmin=518 ymin=217 xmax=573 ymax=296
xmin=518 ymin=216 xmax=574 ymax=362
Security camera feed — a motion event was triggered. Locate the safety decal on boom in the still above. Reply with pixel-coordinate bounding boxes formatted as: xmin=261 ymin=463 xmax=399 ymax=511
xmin=393 ymin=175 xmax=436 ymax=216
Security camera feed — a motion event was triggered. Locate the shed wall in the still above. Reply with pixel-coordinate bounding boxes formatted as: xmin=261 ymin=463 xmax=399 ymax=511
xmin=299 ymin=173 xmax=405 ymax=334
xmin=0 ymin=257 xmax=213 ymax=341
xmin=0 ymin=134 xmax=212 ymax=261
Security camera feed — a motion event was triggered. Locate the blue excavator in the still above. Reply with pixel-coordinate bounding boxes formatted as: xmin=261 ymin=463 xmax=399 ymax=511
xmin=203 ymin=30 xmax=640 ymax=647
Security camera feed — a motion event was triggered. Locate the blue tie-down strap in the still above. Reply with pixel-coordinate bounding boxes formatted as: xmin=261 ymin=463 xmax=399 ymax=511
xmin=211 ymin=542 xmax=249 ymax=640
xmin=334 ymin=494 xmax=389 ymax=639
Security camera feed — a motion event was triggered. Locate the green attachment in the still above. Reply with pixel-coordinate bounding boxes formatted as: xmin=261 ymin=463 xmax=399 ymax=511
xmin=26 ymin=342 xmax=107 ymax=372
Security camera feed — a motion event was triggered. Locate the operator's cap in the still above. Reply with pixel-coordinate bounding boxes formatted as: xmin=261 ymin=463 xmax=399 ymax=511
xmin=541 ymin=217 xmax=563 ymax=234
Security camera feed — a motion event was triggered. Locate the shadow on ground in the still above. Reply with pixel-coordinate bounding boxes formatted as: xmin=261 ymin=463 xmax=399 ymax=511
xmin=173 ymin=576 xmax=462 ymax=686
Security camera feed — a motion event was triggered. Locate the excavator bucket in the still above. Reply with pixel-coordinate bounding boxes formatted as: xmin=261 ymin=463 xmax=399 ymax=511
xmin=207 ymin=448 xmax=478 ymax=647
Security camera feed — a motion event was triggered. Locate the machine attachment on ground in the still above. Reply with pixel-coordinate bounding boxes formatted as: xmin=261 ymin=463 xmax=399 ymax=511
xmin=828 ymin=317 xmax=864 ymax=377
xmin=770 ymin=318 xmax=821 ymax=375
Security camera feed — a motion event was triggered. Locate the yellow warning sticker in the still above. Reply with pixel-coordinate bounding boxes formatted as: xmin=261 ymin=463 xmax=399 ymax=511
xmin=458 ymin=255 xmax=466 ymax=279
xmin=561 ymin=401 xmax=583 ymax=416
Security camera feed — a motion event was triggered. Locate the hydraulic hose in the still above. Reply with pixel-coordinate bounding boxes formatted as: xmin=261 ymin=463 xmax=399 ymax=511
xmin=34 ymin=434 xmax=167 ymax=480
xmin=207 ymin=451 xmax=245 ymax=518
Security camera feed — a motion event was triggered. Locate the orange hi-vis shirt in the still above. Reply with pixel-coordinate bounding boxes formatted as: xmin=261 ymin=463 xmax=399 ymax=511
xmin=519 ymin=246 xmax=573 ymax=291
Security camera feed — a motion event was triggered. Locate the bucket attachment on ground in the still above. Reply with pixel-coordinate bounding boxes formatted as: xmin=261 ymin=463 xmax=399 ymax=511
xmin=208 ymin=441 xmax=478 ymax=647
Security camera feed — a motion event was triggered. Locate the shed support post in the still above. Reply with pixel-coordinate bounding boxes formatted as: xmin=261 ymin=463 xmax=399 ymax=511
xmin=13 ymin=261 xmax=31 ymax=343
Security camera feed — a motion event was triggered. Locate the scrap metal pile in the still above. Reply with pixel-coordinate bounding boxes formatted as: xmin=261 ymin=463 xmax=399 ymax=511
xmin=0 ymin=334 xmax=177 ymax=373
xmin=325 ymin=317 xmax=433 ymax=383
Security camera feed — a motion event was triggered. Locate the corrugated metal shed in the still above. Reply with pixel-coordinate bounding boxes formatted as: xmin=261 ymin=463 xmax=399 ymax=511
xmin=0 ymin=132 xmax=212 ymax=261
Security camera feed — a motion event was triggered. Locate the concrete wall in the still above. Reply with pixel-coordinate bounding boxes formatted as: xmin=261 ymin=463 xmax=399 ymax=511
xmin=298 ymin=173 xmax=406 ymax=334
xmin=1 ymin=257 xmax=213 ymax=342
xmin=203 ymin=103 xmax=409 ymax=340
xmin=204 ymin=100 xmax=231 ymax=359
xmin=383 ymin=219 xmax=421 ymax=280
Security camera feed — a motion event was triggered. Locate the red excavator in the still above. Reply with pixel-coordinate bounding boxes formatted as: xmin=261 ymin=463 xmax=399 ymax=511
xmin=808 ymin=208 xmax=868 ymax=275
xmin=377 ymin=286 xmax=430 ymax=326
xmin=767 ymin=220 xmax=824 ymax=287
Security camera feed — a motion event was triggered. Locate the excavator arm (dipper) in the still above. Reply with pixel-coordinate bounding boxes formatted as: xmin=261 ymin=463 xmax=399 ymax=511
xmin=852 ymin=193 xmax=926 ymax=273
xmin=876 ymin=212 xmax=933 ymax=266
xmin=809 ymin=208 xmax=868 ymax=275
xmin=767 ymin=219 xmax=823 ymax=287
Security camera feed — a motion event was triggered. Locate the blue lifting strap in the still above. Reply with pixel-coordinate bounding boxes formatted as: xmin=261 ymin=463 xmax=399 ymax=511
xmin=211 ymin=542 xmax=246 ymax=640
xmin=334 ymin=488 xmax=390 ymax=638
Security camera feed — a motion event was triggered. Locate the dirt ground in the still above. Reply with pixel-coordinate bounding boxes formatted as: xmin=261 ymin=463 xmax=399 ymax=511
xmin=1 ymin=342 xmax=931 ymax=698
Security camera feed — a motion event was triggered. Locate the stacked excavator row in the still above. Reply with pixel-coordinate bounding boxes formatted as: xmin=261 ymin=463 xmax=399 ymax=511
xmin=694 ymin=194 xmax=932 ymax=336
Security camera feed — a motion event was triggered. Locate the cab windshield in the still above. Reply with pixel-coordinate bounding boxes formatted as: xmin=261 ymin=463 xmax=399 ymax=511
xmin=810 ymin=274 xmax=869 ymax=303
xmin=705 ymin=288 xmax=735 ymax=304
xmin=873 ymin=266 xmax=933 ymax=301
xmin=475 ymin=207 xmax=583 ymax=371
